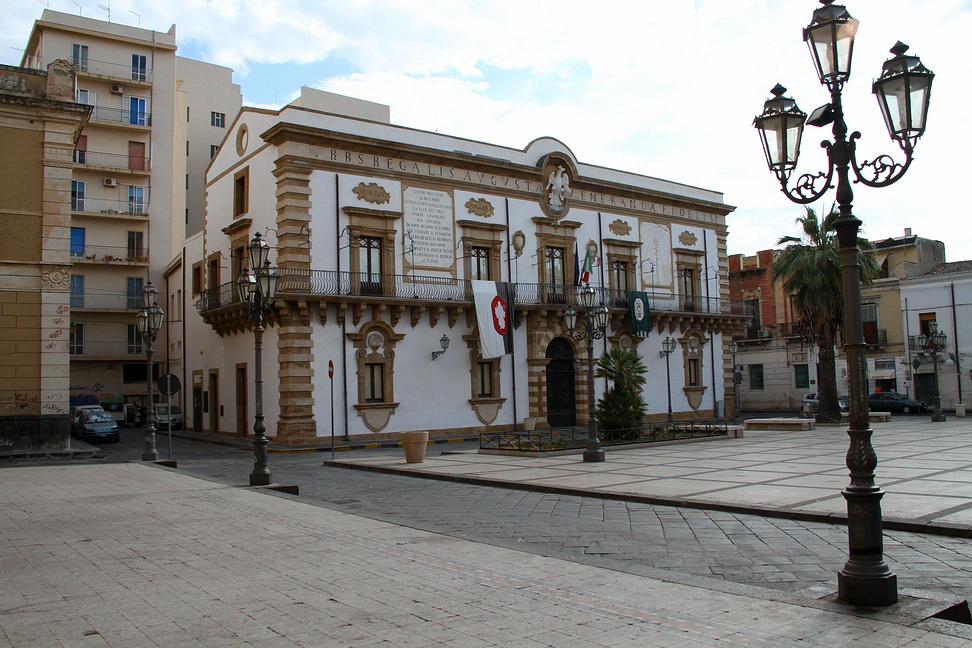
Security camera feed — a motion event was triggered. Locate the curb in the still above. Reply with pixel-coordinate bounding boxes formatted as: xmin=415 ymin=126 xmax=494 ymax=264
xmin=322 ymin=459 xmax=972 ymax=540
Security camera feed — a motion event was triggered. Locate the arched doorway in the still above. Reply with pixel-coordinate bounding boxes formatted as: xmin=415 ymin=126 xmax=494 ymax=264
xmin=546 ymin=338 xmax=576 ymax=427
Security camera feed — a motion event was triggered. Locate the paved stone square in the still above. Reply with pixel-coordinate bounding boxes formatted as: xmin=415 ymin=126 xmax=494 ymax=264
xmin=2 ymin=462 xmax=972 ymax=647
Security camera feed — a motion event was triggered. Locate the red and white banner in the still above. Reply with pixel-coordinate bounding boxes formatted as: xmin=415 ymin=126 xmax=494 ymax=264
xmin=472 ymin=280 xmax=514 ymax=359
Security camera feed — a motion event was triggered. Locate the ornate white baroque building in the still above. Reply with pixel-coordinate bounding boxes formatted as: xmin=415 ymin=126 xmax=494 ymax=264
xmin=186 ymin=89 xmax=746 ymax=443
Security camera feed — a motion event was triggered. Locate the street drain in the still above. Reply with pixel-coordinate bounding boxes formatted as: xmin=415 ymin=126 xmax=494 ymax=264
xmin=931 ymin=600 xmax=972 ymax=625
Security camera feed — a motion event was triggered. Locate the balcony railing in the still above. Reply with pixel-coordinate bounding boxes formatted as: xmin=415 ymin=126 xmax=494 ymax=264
xmin=196 ymin=269 xmax=749 ymax=316
xmin=74 ymin=150 xmax=150 ymax=171
xmin=70 ymin=293 xmax=146 ymax=310
xmin=71 ymin=196 xmax=149 ymax=216
xmin=71 ymin=244 xmax=149 ymax=265
xmin=864 ymin=328 xmax=888 ymax=346
xmin=908 ymin=335 xmax=942 ymax=352
xmin=777 ymin=322 xmax=807 ymax=338
xmin=69 ymin=341 xmax=143 ymax=357
xmin=87 ymin=106 xmax=152 ymax=127
xmin=70 ymin=56 xmax=153 ymax=82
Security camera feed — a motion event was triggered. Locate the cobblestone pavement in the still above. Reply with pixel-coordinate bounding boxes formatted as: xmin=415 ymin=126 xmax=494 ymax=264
xmin=268 ymin=453 xmax=972 ymax=602
xmin=82 ymin=431 xmax=972 ymax=603
xmin=4 ymin=462 xmax=970 ymax=647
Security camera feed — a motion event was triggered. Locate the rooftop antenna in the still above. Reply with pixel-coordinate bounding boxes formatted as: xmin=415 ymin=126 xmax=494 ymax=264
xmin=98 ymin=1 xmax=110 ymax=21
xmin=129 ymin=10 xmax=140 ymax=27
xmin=72 ymin=1 xmax=81 ymax=15
xmin=39 ymin=0 xmax=50 ymax=7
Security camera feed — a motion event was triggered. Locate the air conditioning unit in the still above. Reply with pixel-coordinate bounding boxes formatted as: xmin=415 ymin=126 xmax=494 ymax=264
xmin=104 ymin=178 xmax=118 ymax=187
xmin=757 ymin=328 xmax=771 ymax=339
xmin=110 ymin=84 xmax=124 ymax=94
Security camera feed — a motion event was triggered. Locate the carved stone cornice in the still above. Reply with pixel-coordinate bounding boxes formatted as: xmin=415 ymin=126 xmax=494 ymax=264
xmin=221 ymin=217 xmax=252 ymax=236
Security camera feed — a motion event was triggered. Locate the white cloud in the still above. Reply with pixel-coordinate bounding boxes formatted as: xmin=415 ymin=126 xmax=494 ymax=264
xmin=4 ymin=0 xmax=969 ymax=260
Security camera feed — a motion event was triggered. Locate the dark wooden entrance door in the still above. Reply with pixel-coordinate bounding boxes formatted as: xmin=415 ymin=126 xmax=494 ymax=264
xmin=546 ymin=338 xmax=576 ymax=427
xmin=915 ymin=372 xmax=937 ymax=407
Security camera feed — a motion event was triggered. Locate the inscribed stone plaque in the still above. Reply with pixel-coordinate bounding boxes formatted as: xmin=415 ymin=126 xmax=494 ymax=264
xmin=404 ymin=187 xmax=454 ymax=271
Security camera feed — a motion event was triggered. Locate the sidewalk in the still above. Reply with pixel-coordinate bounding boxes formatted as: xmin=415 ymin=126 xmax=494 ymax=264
xmin=327 ymin=416 xmax=972 ymax=537
xmin=2 ymin=461 xmax=972 ymax=647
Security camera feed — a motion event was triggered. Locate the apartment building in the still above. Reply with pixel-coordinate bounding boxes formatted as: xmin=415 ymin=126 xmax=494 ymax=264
xmin=728 ymin=230 xmax=946 ymax=412
xmin=0 ymin=60 xmax=90 ymax=449
xmin=20 ymin=10 xmax=241 ymax=413
xmin=899 ymin=261 xmax=970 ymax=410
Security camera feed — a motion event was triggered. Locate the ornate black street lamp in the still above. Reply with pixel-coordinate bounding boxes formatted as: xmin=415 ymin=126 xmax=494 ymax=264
xmin=236 ymin=232 xmax=279 ymax=486
xmin=729 ymin=339 xmax=740 ymax=424
xmin=135 ymin=281 xmax=164 ymax=462
xmin=754 ymin=0 xmax=934 ymax=606
xmin=564 ymin=283 xmax=609 ymax=462
xmin=919 ymin=321 xmax=947 ymax=422
xmin=660 ymin=337 xmax=677 ymax=424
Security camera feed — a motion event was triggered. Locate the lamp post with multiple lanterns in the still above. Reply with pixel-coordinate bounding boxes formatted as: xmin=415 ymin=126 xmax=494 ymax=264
xmin=919 ymin=321 xmax=947 ymax=423
xmin=753 ymin=0 xmax=934 ymax=606
xmin=660 ymin=337 xmax=677 ymax=425
xmin=564 ymin=283 xmax=609 ymax=462
xmin=135 ymin=282 xmax=164 ymax=462
xmin=729 ymin=340 xmax=740 ymax=424
xmin=236 ymin=232 xmax=279 ymax=487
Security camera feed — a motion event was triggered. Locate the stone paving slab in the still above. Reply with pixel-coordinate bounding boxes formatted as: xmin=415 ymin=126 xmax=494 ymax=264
xmin=2 ymin=463 xmax=972 ymax=647
xmin=329 ymin=417 xmax=972 ymax=535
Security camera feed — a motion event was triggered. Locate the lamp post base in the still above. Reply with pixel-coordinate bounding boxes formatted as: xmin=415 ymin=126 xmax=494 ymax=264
xmin=838 ymin=570 xmax=898 ymax=607
xmin=931 ymin=411 xmax=946 ymax=422
xmin=249 ymin=472 xmax=272 ymax=486
xmin=142 ymin=431 xmax=157 ymax=462
xmin=583 ymin=442 xmax=605 ymax=463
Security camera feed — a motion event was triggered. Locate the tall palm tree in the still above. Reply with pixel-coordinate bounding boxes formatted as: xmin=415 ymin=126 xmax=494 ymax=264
xmin=772 ymin=205 xmax=880 ymax=423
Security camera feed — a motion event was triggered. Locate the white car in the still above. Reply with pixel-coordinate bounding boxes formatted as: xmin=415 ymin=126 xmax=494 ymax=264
xmin=800 ymin=393 xmax=850 ymax=412
xmin=153 ymin=404 xmax=184 ymax=430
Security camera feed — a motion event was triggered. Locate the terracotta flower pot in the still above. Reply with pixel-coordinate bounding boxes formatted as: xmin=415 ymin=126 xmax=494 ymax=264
xmin=401 ymin=431 xmax=429 ymax=463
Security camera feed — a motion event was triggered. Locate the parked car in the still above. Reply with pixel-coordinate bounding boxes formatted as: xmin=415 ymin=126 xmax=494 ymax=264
xmin=71 ymin=408 xmax=119 ymax=443
xmin=868 ymin=392 xmax=926 ymax=414
xmin=100 ymin=401 xmax=139 ymax=427
xmin=800 ymin=393 xmax=850 ymax=412
xmin=153 ymin=404 xmax=184 ymax=430
xmin=70 ymin=404 xmax=106 ymax=417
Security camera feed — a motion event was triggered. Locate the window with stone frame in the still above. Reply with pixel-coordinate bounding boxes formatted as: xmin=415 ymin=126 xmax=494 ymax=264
xmin=191 ymin=262 xmax=202 ymax=296
xmin=679 ymin=332 xmax=708 ymax=410
xmin=795 ymin=364 xmax=810 ymax=389
xmin=470 ymin=246 xmax=491 ymax=281
xmin=458 ymin=220 xmax=505 ymax=284
xmin=364 ymin=363 xmax=385 ymax=402
xmin=545 ymin=246 xmax=566 ymax=286
xmin=534 ymin=227 xmax=579 ymax=304
xmin=604 ymin=244 xmax=638 ymax=307
xmin=687 ymin=357 xmax=701 ymax=387
xmin=476 ymin=361 xmax=494 ymax=397
xmin=750 ymin=364 xmax=764 ymax=390
xmin=233 ymin=167 xmax=248 ymax=218
xmin=207 ymin=253 xmax=221 ymax=291
xmin=347 ymin=320 xmax=404 ymax=432
xmin=862 ymin=302 xmax=880 ymax=345
xmin=465 ymin=341 xmax=505 ymax=425
xmin=342 ymin=207 xmax=402 ymax=298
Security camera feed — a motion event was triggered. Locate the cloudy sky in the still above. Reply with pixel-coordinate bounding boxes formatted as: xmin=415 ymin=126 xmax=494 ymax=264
xmin=6 ymin=0 xmax=970 ymax=261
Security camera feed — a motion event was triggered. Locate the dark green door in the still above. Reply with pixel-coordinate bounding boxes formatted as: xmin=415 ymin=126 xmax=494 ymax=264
xmin=546 ymin=338 xmax=576 ymax=427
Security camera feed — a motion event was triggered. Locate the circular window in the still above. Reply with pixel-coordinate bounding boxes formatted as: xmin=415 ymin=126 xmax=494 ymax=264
xmin=236 ymin=124 xmax=249 ymax=156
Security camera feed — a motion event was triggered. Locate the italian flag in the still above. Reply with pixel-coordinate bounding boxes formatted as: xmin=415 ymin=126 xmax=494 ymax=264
xmin=579 ymin=246 xmax=594 ymax=285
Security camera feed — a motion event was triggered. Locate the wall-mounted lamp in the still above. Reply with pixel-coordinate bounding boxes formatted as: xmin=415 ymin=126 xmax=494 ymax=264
xmin=431 ymin=334 xmax=450 ymax=361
